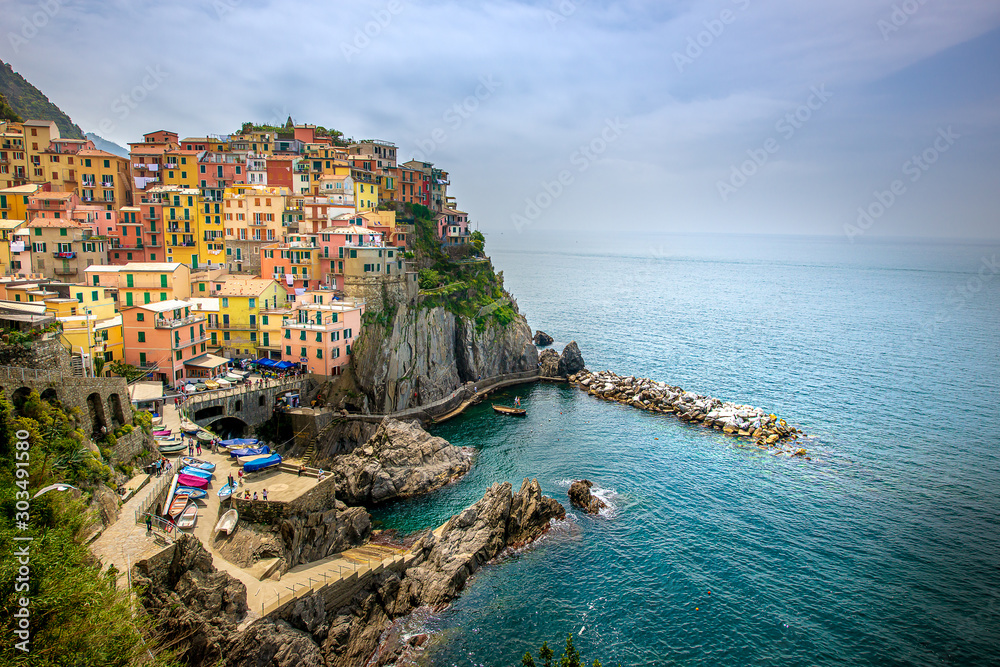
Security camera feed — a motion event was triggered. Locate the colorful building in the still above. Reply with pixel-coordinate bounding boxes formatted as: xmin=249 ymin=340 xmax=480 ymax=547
xmin=216 ymin=278 xmax=287 ymax=359
xmin=121 ymin=299 xmax=210 ymax=386
xmin=279 ymin=292 xmax=364 ymax=376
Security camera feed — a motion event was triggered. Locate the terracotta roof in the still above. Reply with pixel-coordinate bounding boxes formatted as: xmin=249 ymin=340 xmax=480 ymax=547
xmin=27 ymin=218 xmax=82 ymax=228
xmin=31 ymin=191 xmax=74 ymax=199
xmin=77 ymin=149 xmax=123 ymax=158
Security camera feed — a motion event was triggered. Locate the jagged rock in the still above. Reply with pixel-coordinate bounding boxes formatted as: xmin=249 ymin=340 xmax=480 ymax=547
xmin=91 ymin=484 xmax=120 ymax=527
xmin=132 ymin=535 xmax=248 ymax=666
xmin=404 ymin=478 xmax=565 ymax=606
xmin=280 ymin=505 xmax=372 ymax=569
xmin=568 ymin=479 xmax=607 ymax=515
xmin=330 ymin=418 xmax=473 ymax=506
xmin=226 ymin=619 xmax=325 ymax=667
xmin=557 ymin=341 xmax=585 ymax=377
xmin=533 ymin=330 xmax=554 ymax=346
xmin=538 ymin=348 xmax=560 ymax=377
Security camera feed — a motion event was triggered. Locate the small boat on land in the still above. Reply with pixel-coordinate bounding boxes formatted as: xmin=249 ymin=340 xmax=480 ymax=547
xmin=492 ymin=404 xmax=527 ymax=417
xmin=151 ymin=415 xmax=163 ymax=426
xmin=177 ymin=473 xmax=209 ymax=488
xmin=217 ymin=482 xmax=235 ymax=500
xmin=205 ymin=380 xmax=219 ymax=390
xmin=176 ymin=503 xmax=198 ymax=529
xmin=157 ymin=442 xmax=186 ymax=453
xmin=215 ymin=509 xmax=238 ymax=534
xmin=180 ymin=466 xmax=213 ymax=479
xmin=237 ymin=453 xmax=272 ymax=465
xmin=242 ymin=453 xmax=282 ymax=473
xmin=153 ymin=429 xmax=171 ymax=437
xmin=167 ymin=492 xmax=190 ymax=518
xmin=196 ymin=431 xmax=214 ymax=443
xmin=229 ymin=445 xmax=269 ymax=458
xmin=180 ymin=457 xmax=216 ymax=472
xmin=222 ymin=438 xmax=260 ymax=449
xmin=176 ymin=486 xmax=206 ymax=499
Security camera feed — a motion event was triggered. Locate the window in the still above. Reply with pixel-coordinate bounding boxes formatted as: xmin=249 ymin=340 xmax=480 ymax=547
xmin=221 ymin=297 xmax=228 ymax=308
xmin=223 ymin=332 xmax=230 ymax=341
xmin=249 ymin=298 xmax=255 ymax=308
xmin=126 ymin=274 xmax=134 ymax=287
xmin=139 ymin=352 xmax=146 ymax=366
xmin=250 ymin=332 xmax=257 ymax=342
xmin=285 ymin=345 xmax=292 ymax=355
xmin=137 ymin=332 xmax=145 ymax=342
xmin=143 ymin=292 xmax=151 ymax=304
xmin=136 ymin=312 xmax=144 ymax=321
xmin=175 ymin=350 xmax=182 ymax=361
xmin=316 ymin=349 xmax=323 ymax=359
xmin=160 ymin=274 xmax=168 ymax=287
xmin=91 ymin=290 xmax=98 ymax=301
xmin=299 ymin=331 xmax=306 ymax=341
xmin=125 ymin=293 xmax=133 ymax=306
xmin=315 ymin=332 xmax=323 ymax=342
xmin=262 ymin=315 xmax=268 ymax=325
xmin=284 ymin=329 xmax=290 ymax=339
xmin=300 ymin=347 xmax=307 ymax=358
xmin=160 ymin=292 xmax=167 ymax=301
xmin=199 ymin=283 xmax=205 ymax=292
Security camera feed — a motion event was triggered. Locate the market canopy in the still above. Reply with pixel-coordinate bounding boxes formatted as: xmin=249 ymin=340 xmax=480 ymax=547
xmin=274 ymin=360 xmax=295 ymax=369
xmin=184 ymin=353 xmax=229 ymax=370
xmin=255 ymin=358 xmax=277 ymax=368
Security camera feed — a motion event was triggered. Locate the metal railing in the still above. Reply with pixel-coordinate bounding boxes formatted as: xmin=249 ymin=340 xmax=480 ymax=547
xmin=184 ymin=375 xmax=307 ymax=407
xmin=133 ymin=471 xmax=174 ymax=524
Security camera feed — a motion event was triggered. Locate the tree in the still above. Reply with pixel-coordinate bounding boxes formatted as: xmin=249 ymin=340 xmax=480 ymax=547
xmin=108 ymin=360 xmax=148 ymax=383
xmin=470 ymin=230 xmax=485 ymax=252
xmin=559 ymin=634 xmax=582 ymax=667
xmin=93 ymin=356 xmax=105 ymax=377
xmin=539 ymin=641 xmax=554 ymax=667
xmin=522 ymin=652 xmax=537 ymax=667
xmin=285 ymin=115 xmax=294 ymax=128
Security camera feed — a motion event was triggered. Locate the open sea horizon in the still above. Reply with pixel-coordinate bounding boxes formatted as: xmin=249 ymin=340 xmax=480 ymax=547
xmin=374 ymin=233 xmax=1000 ymax=666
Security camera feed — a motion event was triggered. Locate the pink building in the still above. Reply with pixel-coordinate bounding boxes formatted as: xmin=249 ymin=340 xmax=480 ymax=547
xmin=317 ymin=224 xmax=382 ymax=289
xmin=122 ymin=299 xmax=213 ymax=386
xmin=279 ymin=292 xmax=363 ymax=376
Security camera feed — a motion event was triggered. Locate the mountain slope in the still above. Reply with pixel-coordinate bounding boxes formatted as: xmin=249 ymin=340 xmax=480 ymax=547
xmin=85 ymin=132 xmax=129 ymax=157
xmin=0 ymin=59 xmax=84 ymax=139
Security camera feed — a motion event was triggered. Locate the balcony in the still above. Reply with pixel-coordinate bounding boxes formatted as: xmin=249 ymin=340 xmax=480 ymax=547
xmin=282 ymin=318 xmax=344 ymax=332
xmin=216 ymin=322 xmax=256 ymax=331
xmin=176 ymin=335 xmax=209 ymax=348
xmin=52 ymin=251 xmax=76 ymax=259
xmin=138 ymin=361 xmax=159 ymax=371
xmin=101 ymin=182 xmax=114 ymax=188
xmin=54 ymin=267 xmax=78 ymax=276
xmin=164 ymin=163 xmax=178 ymax=169
xmin=155 ymin=313 xmax=207 ymax=329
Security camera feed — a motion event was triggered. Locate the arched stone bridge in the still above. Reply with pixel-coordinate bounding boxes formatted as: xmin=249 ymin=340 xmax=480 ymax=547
xmin=183 ymin=376 xmax=314 ymax=434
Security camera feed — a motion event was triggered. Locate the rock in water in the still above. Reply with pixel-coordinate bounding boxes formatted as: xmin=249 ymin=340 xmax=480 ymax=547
xmin=533 ymin=330 xmax=554 ymax=346
xmin=331 ymin=418 xmax=474 ymax=506
xmin=568 ymin=479 xmax=607 ymax=515
xmin=557 ymin=340 xmax=586 ymax=377
xmin=538 ymin=348 xmax=560 ymax=376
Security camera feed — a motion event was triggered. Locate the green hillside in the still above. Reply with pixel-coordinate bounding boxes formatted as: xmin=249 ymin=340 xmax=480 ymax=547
xmin=0 ymin=60 xmax=84 ymax=139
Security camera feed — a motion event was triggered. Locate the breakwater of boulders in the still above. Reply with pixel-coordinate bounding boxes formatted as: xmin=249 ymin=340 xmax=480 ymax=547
xmin=569 ymin=369 xmax=809 ymax=456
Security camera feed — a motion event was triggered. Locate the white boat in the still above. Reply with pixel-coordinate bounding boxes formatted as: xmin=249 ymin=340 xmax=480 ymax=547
xmin=236 ymin=453 xmax=272 ymax=465
xmin=176 ymin=502 xmax=198 ymax=529
xmin=214 ymin=508 xmax=238 ymax=534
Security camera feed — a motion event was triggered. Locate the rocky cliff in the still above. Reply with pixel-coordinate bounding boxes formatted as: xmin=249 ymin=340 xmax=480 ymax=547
xmin=352 ymin=302 xmax=538 ymax=413
xmin=132 ymin=536 xmax=249 ymax=666
xmin=330 ymin=418 xmax=474 ymax=506
xmin=149 ymin=480 xmax=564 ymax=667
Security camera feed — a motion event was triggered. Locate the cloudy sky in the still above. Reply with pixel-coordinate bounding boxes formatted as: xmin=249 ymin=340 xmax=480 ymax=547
xmin=3 ymin=0 xmax=999 ymax=242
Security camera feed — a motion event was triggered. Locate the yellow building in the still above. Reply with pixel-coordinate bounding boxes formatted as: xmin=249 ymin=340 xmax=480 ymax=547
xmin=217 ymin=277 xmax=287 ymax=359
xmin=74 ymin=149 xmax=133 ymax=210
xmin=353 ymin=173 xmax=379 ymax=211
xmin=161 ymin=149 xmax=203 ymax=189
xmin=1 ymin=183 xmax=45 ymax=221
xmin=153 ymin=186 xmax=209 ymax=268
xmin=22 ymin=120 xmax=58 ymax=185
xmin=0 ymin=218 xmax=27 ymax=275
xmin=112 ymin=262 xmax=192 ymax=308
xmin=46 ymin=286 xmax=123 ymax=376
xmin=0 ymin=121 xmax=28 ymax=188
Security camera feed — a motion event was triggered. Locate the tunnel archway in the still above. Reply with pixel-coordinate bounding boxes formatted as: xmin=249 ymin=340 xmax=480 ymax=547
xmin=12 ymin=386 xmax=33 ymax=410
xmin=86 ymin=392 xmax=107 ymax=437
xmin=206 ymin=417 xmax=249 ymax=440
xmin=40 ymin=387 xmax=59 ymax=405
xmin=194 ymin=405 xmax=224 ymax=421
xmin=108 ymin=393 xmax=126 ymax=428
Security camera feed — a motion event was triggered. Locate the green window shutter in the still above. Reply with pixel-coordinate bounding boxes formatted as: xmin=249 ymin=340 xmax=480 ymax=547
xmin=144 ymin=292 xmax=151 ymax=304
xmin=199 ymin=283 xmax=205 ymax=292
xmin=125 ymin=293 xmax=133 ymax=306
xmin=138 ymin=332 xmax=145 ymax=342
xmin=75 ymin=293 xmax=83 ymax=303
xmin=91 ymin=291 xmax=98 ymax=300
xmin=285 ymin=345 xmax=291 ymax=355
xmin=160 ymin=293 xmax=166 ymax=301
xmin=126 ymin=274 xmax=134 ymax=287
xmin=139 ymin=352 xmax=146 ymax=366
xmin=160 ymin=274 xmax=167 ymax=287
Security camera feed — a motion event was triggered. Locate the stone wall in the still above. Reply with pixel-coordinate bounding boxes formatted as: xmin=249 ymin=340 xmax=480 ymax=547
xmin=232 ymin=497 xmax=288 ymax=525
xmin=0 ymin=366 xmax=134 ymax=439
xmin=112 ymin=428 xmax=150 ymax=465
xmin=343 ymin=274 xmax=409 ymax=312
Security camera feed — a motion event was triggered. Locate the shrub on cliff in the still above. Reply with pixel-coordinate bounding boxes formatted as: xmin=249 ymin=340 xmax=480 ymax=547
xmin=520 ymin=636 xmax=604 ymax=667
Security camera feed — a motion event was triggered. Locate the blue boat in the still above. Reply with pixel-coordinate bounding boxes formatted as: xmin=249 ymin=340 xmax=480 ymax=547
xmin=176 ymin=486 xmax=207 ymax=499
xmin=180 ymin=457 xmax=216 ymax=471
xmin=221 ymin=438 xmax=259 ymax=448
xmin=229 ymin=445 xmax=270 ymax=458
xmin=217 ymin=482 xmax=235 ymax=500
xmin=180 ymin=466 xmax=213 ymax=479
xmin=242 ymin=453 xmax=282 ymax=473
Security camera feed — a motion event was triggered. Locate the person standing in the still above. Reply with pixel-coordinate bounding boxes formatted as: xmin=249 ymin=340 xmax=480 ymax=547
xmin=262 ymin=488 xmax=268 ymax=501
xmin=145 ymin=513 xmax=152 ymax=534
xmin=188 ymin=442 xmax=194 ymax=457
xmin=196 ymin=442 xmax=202 ymax=456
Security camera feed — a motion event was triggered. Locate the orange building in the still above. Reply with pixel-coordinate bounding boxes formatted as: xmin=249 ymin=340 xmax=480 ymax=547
xmin=121 ymin=298 xmax=211 ymax=386
xmin=279 ymin=292 xmax=364 ymax=376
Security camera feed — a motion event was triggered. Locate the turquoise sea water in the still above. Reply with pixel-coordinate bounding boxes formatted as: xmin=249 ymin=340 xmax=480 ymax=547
xmin=374 ymin=235 xmax=1000 ymax=666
